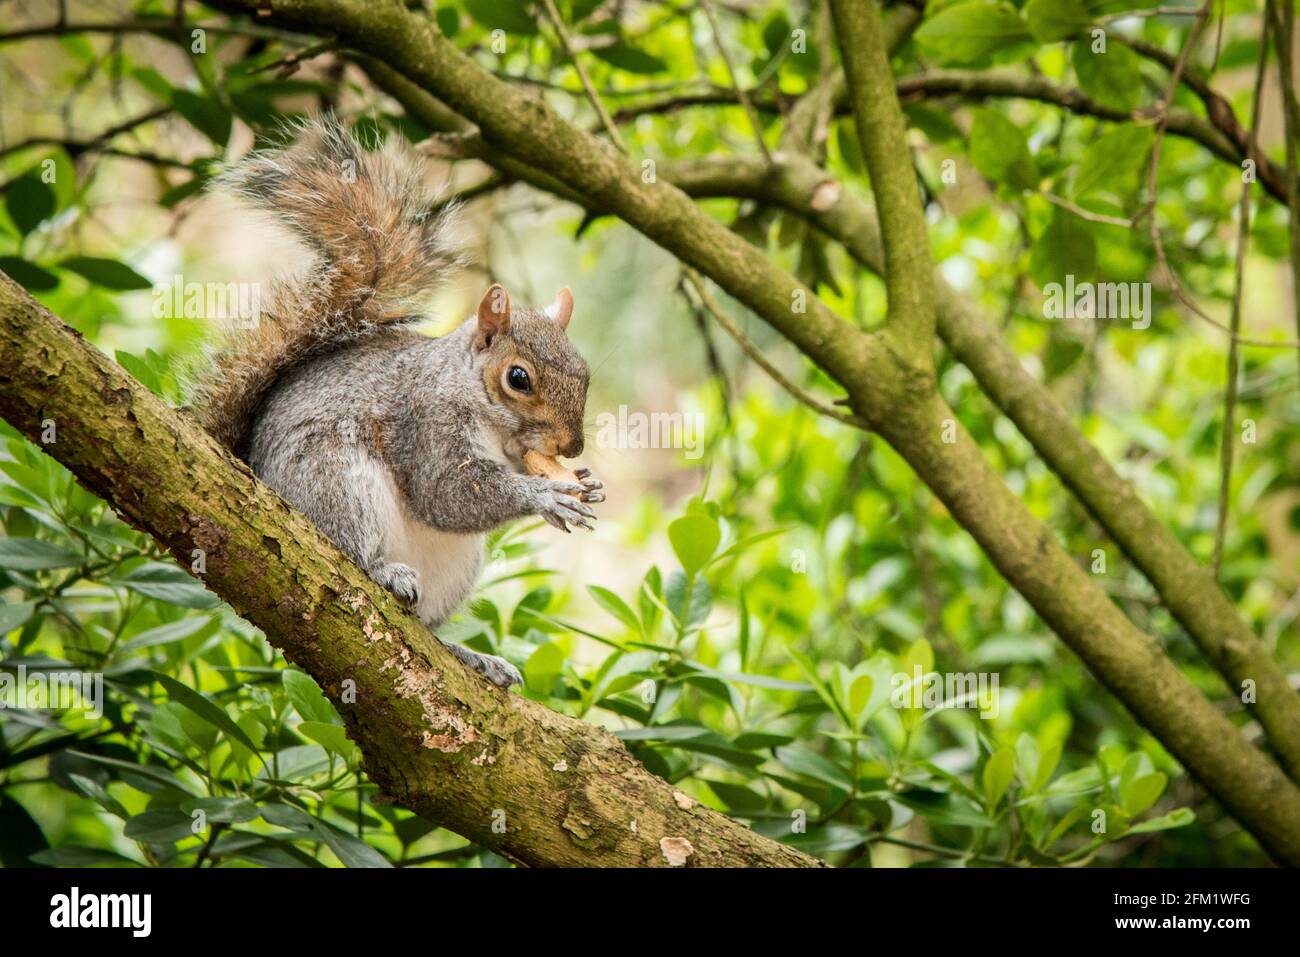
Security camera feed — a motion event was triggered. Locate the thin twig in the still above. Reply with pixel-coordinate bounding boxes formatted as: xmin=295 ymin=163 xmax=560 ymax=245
xmin=1102 ymin=5 xmax=1205 ymax=21
xmin=681 ymin=267 xmax=866 ymax=428
xmin=250 ymin=38 xmax=336 ymax=77
xmin=0 ymin=18 xmax=314 ymax=45
xmin=1042 ymin=191 xmax=1142 ymax=228
xmin=536 ymin=0 xmax=625 ymax=152
xmin=1267 ymin=0 xmax=1300 ymax=379
xmin=1145 ymin=4 xmax=1300 ymax=350
xmin=698 ymin=0 xmax=773 ymax=163
xmin=1212 ymin=13 xmax=1271 ymax=579
xmin=0 ymin=105 xmax=172 ymax=160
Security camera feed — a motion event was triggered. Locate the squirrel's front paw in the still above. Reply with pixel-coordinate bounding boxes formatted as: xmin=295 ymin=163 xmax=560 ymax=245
xmin=371 ymin=561 xmax=422 ymax=609
xmin=444 ymin=643 xmax=523 ymax=689
xmin=533 ymin=479 xmax=598 ymax=533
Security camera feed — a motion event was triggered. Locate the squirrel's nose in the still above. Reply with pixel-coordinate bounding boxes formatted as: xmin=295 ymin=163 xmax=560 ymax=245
xmin=560 ymin=435 xmax=583 ymax=458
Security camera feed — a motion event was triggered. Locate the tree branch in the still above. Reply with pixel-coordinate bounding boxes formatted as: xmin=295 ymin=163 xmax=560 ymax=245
xmin=1213 ymin=14 xmax=1271 ymax=577
xmin=368 ymin=46 xmax=1300 ymax=793
xmin=830 ymin=0 xmax=936 ymax=365
xmin=0 ymin=273 xmax=820 ymax=869
xmin=1266 ymin=0 xmax=1300 ymax=378
xmin=681 ymin=266 xmax=866 ymax=428
xmin=601 ymin=67 xmax=1291 ymax=209
xmin=660 ymin=151 xmax=1300 ymax=784
xmin=151 ymin=0 xmax=1300 ymax=865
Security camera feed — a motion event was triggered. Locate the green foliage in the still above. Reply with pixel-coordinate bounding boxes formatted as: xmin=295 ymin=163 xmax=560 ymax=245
xmin=1 ymin=0 xmax=1295 ymax=870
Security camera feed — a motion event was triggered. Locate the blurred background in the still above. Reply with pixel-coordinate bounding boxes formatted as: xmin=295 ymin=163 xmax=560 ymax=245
xmin=1 ymin=0 xmax=1298 ymax=867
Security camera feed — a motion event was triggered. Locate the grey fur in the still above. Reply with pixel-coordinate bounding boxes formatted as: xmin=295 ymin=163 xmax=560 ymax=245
xmin=204 ymin=121 xmax=603 ymax=689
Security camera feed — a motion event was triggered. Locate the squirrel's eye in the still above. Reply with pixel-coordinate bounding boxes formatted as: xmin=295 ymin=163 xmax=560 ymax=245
xmin=507 ymin=365 xmax=532 ymax=393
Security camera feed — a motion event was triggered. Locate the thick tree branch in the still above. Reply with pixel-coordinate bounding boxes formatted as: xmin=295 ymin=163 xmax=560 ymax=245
xmin=830 ymin=0 xmax=936 ymax=364
xmin=662 ymin=152 xmax=1300 ymax=784
xmin=604 ymin=68 xmax=1289 ymax=208
xmin=0 ymin=273 xmax=820 ymax=869
xmin=196 ymin=0 xmax=1300 ymax=864
xmin=366 ymin=42 xmax=1300 ymax=793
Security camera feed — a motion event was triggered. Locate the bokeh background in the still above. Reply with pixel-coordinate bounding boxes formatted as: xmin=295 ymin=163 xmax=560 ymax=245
xmin=1 ymin=0 xmax=1298 ymax=867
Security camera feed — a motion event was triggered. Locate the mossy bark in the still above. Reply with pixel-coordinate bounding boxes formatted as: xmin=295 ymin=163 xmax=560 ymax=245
xmin=0 ymin=273 xmax=820 ymax=868
xmin=14 ymin=0 xmax=1300 ymax=864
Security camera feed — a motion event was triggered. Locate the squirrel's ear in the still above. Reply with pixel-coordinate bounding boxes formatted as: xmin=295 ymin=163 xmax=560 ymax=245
xmin=544 ymin=287 xmax=574 ymax=331
xmin=475 ymin=283 xmax=511 ymax=350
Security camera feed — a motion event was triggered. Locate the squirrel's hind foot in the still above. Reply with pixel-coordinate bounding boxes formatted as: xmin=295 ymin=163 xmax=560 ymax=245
xmin=444 ymin=642 xmax=523 ymax=689
xmin=371 ymin=560 xmax=422 ymax=609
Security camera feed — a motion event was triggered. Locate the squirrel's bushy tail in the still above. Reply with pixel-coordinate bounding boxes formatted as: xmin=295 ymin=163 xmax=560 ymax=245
xmin=191 ymin=117 xmax=462 ymax=453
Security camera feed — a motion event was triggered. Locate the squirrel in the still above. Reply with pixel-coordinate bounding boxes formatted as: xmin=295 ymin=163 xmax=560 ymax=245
xmin=190 ymin=119 xmax=603 ymax=689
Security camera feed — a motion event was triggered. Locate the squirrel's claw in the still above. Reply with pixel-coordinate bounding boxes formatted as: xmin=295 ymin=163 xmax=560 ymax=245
xmin=371 ymin=561 xmax=422 ymax=609
xmin=575 ymin=469 xmax=605 ymax=504
xmin=444 ymin=643 xmax=522 ymax=689
xmin=561 ymin=497 xmax=596 ymax=521
xmin=533 ymin=474 xmax=600 ymax=533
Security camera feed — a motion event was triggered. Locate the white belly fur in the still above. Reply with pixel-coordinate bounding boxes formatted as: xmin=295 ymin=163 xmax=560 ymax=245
xmin=377 ymin=470 xmax=483 ymax=627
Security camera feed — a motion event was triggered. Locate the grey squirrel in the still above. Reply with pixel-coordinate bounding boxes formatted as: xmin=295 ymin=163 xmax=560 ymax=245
xmin=191 ymin=119 xmax=603 ymax=688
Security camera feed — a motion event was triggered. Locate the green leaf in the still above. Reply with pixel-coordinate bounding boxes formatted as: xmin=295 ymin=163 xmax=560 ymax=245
xmin=67 ymin=750 xmax=196 ymax=795
xmin=0 ymin=537 xmax=83 ymax=570
xmin=159 ymin=175 xmax=206 ymax=208
xmin=67 ymin=773 xmax=129 ymax=818
xmin=1025 ymin=0 xmax=1093 ymax=42
xmin=668 ymin=513 xmax=721 ymax=576
xmin=119 ymin=562 xmax=218 ymax=609
xmin=969 ymin=109 xmax=1038 ymax=190
xmin=464 ymin=0 xmax=538 ymax=35
xmin=131 ymin=67 xmax=173 ymax=101
xmin=664 ymin=570 xmax=711 ymax=630
xmin=1030 ymin=207 xmax=1096 ymax=287
xmin=774 ymin=745 xmax=854 ymax=791
xmin=29 ymin=846 xmax=141 ymax=867
xmin=914 ymin=2 xmax=1034 ymax=66
xmin=524 ymin=640 xmax=565 ymax=695
xmin=1073 ymin=124 xmax=1153 ymax=199
xmin=120 ymin=615 xmax=219 ymax=653
xmin=591 ymin=41 xmax=667 ymax=74
xmin=707 ymin=780 xmax=768 ymax=813
xmin=299 ymin=721 xmax=357 ymax=760
xmin=151 ymin=671 xmax=265 ymax=764
xmin=171 ymin=90 xmax=233 ymax=146
xmin=1045 ymin=765 xmax=1102 ymax=796
xmin=896 ymin=790 xmax=997 ymax=829
xmin=0 ymin=600 xmax=38 ymax=634
xmin=1121 ymin=772 xmax=1167 ymax=817
xmin=616 ymin=723 xmax=713 ymax=743
xmin=436 ymin=6 xmax=460 ymax=36
xmin=586 ymin=585 xmax=642 ymax=634
xmin=5 ymin=175 xmax=56 ymax=235
xmin=0 ymin=256 xmax=60 ymax=292
xmin=115 ymin=350 xmax=164 ymax=395
xmin=0 ymin=795 xmax=48 ymax=865
xmin=283 ymin=668 xmax=340 ymax=725
xmin=178 ymin=796 xmax=259 ymax=824
xmin=123 ymin=809 xmax=195 ymax=843
xmin=260 ymin=804 xmax=392 ymax=867
xmin=59 ymin=256 xmax=151 ymax=291
xmin=1033 ymin=742 xmax=1063 ymax=792
xmin=982 ymin=748 xmax=1016 ymax=808
xmin=1072 ymin=39 xmax=1142 ymax=113
xmin=1127 ymin=806 xmax=1195 ymax=835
